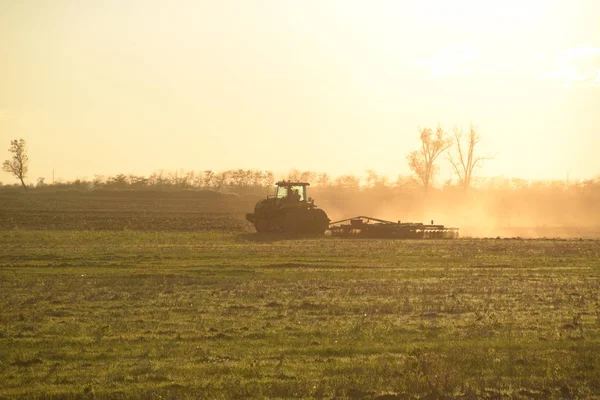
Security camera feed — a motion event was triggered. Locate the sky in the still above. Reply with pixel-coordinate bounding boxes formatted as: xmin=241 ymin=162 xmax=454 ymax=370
xmin=1 ymin=0 xmax=599 ymax=184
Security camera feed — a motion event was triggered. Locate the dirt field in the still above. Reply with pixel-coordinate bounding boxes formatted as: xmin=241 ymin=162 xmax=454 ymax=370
xmin=0 ymin=191 xmax=256 ymax=232
xmin=1 ymin=192 xmax=599 ymax=399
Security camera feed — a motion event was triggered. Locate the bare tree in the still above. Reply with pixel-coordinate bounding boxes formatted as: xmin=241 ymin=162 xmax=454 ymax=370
xmin=366 ymin=169 xmax=389 ymax=188
xmin=407 ymin=127 xmax=451 ymax=194
xmin=315 ymin=172 xmax=331 ymax=187
xmin=2 ymin=139 xmax=29 ymax=190
xmin=285 ymin=169 xmax=315 ymax=183
xmin=448 ymin=125 xmax=491 ymax=192
xmin=366 ymin=169 xmax=379 ymax=188
xmin=334 ymin=174 xmax=361 ymax=188
xmin=212 ymin=171 xmax=229 ymax=192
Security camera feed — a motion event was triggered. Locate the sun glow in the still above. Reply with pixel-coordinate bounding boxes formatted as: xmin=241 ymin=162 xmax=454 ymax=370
xmin=0 ymin=0 xmax=599 ymax=183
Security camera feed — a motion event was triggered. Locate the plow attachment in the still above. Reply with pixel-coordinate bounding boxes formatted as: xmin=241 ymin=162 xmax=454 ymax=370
xmin=328 ymin=216 xmax=459 ymax=239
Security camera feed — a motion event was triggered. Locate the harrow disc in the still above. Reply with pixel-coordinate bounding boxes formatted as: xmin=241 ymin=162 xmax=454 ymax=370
xmin=328 ymin=216 xmax=458 ymax=239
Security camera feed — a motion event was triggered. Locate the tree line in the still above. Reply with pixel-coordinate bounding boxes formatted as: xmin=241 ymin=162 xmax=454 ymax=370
xmin=1 ymin=125 xmax=491 ymax=193
xmin=1 ymin=128 xmax=598 ymax=197
xmin=2 ymin=165 xmax=599 ymax=194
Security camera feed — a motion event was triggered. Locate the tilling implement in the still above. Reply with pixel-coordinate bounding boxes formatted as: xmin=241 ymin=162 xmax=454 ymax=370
xmin=328 ymin=216 xmax=459 ymax=239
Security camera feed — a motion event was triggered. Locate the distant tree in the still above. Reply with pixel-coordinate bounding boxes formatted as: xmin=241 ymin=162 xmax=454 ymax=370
xmin=149 ymin=170 xmax=167 ymax=187
xmin=229 ymin=169 xmax=253 ymax=193
xmin=175 ymin=170 xmax=194 ymax=189
xmin=213 ymin=171 xmax=229 ymax=192
xmin=315 ymin=173 xmax=331 ymax=187
xmin=93 ymin=175 xmax=106 ymax=187
xmin=129 ymin=174 xmax=149 ymax=188
xmin=407 ymin=127 xmax=451 ymax=194
xmin=70 ymin=178 xmax=91 ymax=190
xmin=169 ymin=170 xmax=190 ymax=189
xmin=334 ymin=174 xmax=361 ymax=188
xmin=262 ymin=171 xmax=275 ymax=187
xmin=448 ymin=125 xmax=491 ymax=192
xmin=249 ymin=170 xmax=273 ymax=188
xmin=201 ymin=170 xmax=215 ymax=188
xmin=366 ymin=170 xmax=379 ymax=188
xmin=2 ymin=138 xmax=29 ymax=191
xmin=107 ymin=174 xmax=129 ymax=189
xmin=300 ymin=171 xmax=317 ymax=183
xmin=286 ymin=169 xmax=302 ymax=181
xmin=366 ymin=169 xmax=389 ymax=188
xmin=178 ymin=170 xmax=196 ymax=189
xmin=286 ymin=169 xmax=316 ymax=183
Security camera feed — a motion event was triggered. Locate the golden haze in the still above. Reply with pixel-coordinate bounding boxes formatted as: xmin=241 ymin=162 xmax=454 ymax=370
xmin=1 ymin=0 xmax=599 ymax=183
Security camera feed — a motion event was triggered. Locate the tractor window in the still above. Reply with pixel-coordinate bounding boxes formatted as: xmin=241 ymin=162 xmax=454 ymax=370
xmin=291 ymin=186 xmax=305 ymax=201
xmin=276 ymin=185 xmax=306 ymax=201
xmin=275 ymin=186 xmax=289 ymax=199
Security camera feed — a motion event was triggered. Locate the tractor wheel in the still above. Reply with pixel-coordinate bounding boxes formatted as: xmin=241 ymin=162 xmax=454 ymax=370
xmin=254 ymin=218 xmax=270 ymax=233
xmin=306 ymin=208 xmax=330 ymax=235
xmin=283 ymin=210 xmax=301 ymax=234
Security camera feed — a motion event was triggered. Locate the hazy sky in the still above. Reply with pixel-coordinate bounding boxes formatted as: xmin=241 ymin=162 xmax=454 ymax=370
xmin=1 ymin=0 xmax=599 ymax=184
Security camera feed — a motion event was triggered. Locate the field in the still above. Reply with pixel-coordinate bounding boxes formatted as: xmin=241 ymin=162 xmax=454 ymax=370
xmin=0 ymin=191 xmax=256 ymax=232
xmin=1 ymin=192 xmax=600 ymax=399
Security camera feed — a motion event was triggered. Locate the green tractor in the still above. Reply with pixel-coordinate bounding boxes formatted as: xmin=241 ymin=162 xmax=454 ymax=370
xmin=246 ymin=181 xmax=330 ymax=234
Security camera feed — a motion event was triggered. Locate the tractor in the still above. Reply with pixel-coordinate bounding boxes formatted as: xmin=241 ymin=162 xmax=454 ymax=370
xmin=246 ymin=181 xmax=330 ymax=234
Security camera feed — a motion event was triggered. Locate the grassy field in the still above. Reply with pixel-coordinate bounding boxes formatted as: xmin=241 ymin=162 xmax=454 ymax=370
xmin=1 ymin=228 xmax=599 ymax=399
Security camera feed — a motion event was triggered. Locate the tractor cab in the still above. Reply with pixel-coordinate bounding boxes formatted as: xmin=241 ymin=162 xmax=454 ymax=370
xmin=273 ymin=181 xmax=311 ymax=207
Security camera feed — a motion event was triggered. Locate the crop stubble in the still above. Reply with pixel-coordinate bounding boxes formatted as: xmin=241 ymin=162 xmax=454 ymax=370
xmin=0 ymin=228 xmax=599 ymax=399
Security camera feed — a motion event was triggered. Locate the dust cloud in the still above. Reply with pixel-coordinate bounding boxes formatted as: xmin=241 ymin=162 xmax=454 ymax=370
xmin=311 ymin=182 xmax=600 ymax=238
